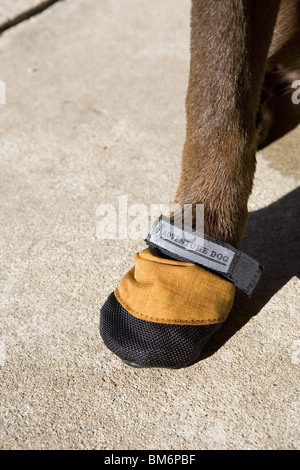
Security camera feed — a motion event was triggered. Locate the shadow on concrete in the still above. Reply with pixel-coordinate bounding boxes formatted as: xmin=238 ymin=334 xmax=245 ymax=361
xmin=201 ymin=185 xmax=300 ymax=360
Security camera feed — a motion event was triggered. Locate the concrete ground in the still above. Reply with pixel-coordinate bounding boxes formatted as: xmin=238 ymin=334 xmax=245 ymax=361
xmin=0 ymin=0 xmax=299 ymax=450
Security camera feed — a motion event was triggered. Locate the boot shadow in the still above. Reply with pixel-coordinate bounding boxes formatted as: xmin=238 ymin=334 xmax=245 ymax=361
xmin=200 ymin=186 xmax=300 ymax=360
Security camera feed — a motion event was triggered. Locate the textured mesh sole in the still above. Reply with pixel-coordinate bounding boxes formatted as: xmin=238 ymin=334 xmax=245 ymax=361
xmin=100 ymin=292 xmax=221 ymax=369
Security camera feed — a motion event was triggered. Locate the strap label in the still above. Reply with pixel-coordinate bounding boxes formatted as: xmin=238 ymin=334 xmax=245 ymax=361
xmin=148 ymin=216 xmax=235 ymax=273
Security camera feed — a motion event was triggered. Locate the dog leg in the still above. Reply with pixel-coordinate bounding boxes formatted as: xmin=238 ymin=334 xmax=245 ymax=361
xmin=174 ymin=0 xmax=281 ymax=246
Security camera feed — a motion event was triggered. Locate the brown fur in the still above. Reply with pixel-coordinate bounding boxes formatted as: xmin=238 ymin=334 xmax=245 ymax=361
xmin=174 ymin=0 xmax=300 ymax=246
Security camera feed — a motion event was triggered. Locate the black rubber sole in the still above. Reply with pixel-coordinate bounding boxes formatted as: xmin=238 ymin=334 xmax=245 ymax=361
xmin=122 ymin=359 xmax=147 ymax=368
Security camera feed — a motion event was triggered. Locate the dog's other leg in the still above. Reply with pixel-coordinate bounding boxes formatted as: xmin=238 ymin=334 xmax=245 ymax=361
xmin=174 ymin=0 xmax=281 ymax=246
xmin=267 ymin=0 xmax=300 ymax=85
xmin=257 ymin=0 xmax=300 ymax=147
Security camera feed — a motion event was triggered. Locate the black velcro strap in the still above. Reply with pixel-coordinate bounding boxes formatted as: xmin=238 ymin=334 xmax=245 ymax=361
xmin=145 ymin=215 xmax=263 ymax=296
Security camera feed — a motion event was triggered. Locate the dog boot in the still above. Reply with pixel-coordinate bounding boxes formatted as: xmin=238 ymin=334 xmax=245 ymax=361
xmin=100 ymin=215 xmax=263 ymax=368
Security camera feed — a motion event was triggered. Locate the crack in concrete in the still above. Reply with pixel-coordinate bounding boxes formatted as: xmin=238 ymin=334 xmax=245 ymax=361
xmin=0 ymin=0 xmax=62 ymax=33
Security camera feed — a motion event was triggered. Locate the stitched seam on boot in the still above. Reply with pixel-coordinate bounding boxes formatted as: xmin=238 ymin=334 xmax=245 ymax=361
xmin=114 ymin=288 xmax=228 ymax=325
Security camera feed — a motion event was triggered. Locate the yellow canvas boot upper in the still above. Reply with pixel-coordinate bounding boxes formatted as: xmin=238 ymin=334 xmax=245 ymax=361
xmin=115 ymin=248 xmax=236 ymax=325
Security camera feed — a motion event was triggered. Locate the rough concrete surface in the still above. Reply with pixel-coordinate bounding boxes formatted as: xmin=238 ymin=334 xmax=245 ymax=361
xmin=0 ymin=0 xmax=299 ymax=450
